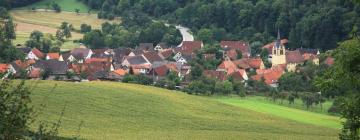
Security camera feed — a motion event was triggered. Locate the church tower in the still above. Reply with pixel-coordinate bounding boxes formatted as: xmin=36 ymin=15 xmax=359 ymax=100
xmin=271 ymin=30 xmax=286 ymax=65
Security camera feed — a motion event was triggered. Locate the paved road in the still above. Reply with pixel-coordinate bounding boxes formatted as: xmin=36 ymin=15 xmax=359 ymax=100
xmin=176 ymin=25 xmax=194 ymax=42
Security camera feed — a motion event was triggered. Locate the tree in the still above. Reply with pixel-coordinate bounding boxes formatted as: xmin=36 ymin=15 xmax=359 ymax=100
xmin=51 ymin=2 xmax=61 ymax=13
xmin=80 ymin=24 xmax=92 ymax=33
xmin=279 ymin=72 xmax=305 ymax=94
xmin=75 ymin=8 xmax=80 ymax=15
xmin=0 ymin=80 xmax=32 ymax=139
xmin=197 ymin=28 xmax=213 ymax=44
xmin=316 ymin=39 xmax=360 ymax=140
xmin=4 ymin=18 xmax=16 ymax=42
xmin=55 ymin=29 xmax=65 ymax=41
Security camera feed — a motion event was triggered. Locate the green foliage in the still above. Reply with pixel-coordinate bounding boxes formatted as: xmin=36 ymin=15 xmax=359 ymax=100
xmin=279 ymin=72 xmax=306 ymax=93
xmin=51 ymin=1 xmax=61 ymax=13
xmin=122 ymin=74 xmax=153 ymax=85
xmin=80 ymin=24 xmax=91 ymax=33
xmin=0 ymin=80 xmax=32 ymax=140
xmin=197 ymin=28 xmax=213 ymax=44
xmin=25 ymin=31 xmax=55 ymax=53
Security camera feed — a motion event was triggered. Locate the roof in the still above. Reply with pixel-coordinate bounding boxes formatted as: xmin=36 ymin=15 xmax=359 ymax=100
xmin=18 ymin=47 xmax=32 ymax=54
xmin=126 ymin=55 xmax=149 ymax=65
xmin=252 ymin=69 xmax=284 ymax=85
xmin=160 ymin=49 xmax=174 ymax=59
xmin=220 ymin=41 xmax=250 ymax=55
xmin=113 ymin=48 xmax=132 ymax=63
xmin=112 ymin=69 xmax=128 ymax=76
xmin=156 ymin=43 xmax=169 ymax=49
xmin=0 ymin=64 xmax=9 ymax=73
xmin=203 ymin=70 xmax=227 ymax=81
xmin=225 ymin=49 xmax=239 ymax=60
xmin=286 ymin=50 xmax=304 ymax=63
xmin=47 ymin=53 xmax=60 ymax=60
xmin=92 ymin=49 xmax=112 ymax=58
xmin=143 ymin=51 xmax=163 ymax=63
xmin=10 ymin=60 xmax=36 ymax=72
xmin=28 ymin=68 xmax=41 ymax=78
xmin=302 ymin=53 xmax=318 ymax=61
xmin=180 ymin=41 xmax=203 ymax=55
xmin=85 ymin=58 xmax=109 ymax=64
xmin=31 ymin=48 xmax=45 ymax=59
xmin=233 ymin=58 xmax=263 ymax=69
xmin=217 ymin=61 xmax=238 ymax=75
xmin=32 ymin=60 xmax=68 ymax=75
xmin=324 ymin=57 xmax=334 ymax=66
xmin=297 ymin=48 xmax=318 ymax=55
xmin=61 ymin=53 xmax=71 ymax=61
xmin=71 ymin=48 xmax=91 ymax=58
xmin=230 ymin=69 xmax=247 ymax=81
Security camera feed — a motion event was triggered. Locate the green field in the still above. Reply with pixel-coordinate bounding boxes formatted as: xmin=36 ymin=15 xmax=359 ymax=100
xmin=25 ymin=80 xmax=340 ymax=140
xmin=18 ymin=0 xmax=91 ymax=13
xmin=214 ymin=96 xmax=342 ymax=129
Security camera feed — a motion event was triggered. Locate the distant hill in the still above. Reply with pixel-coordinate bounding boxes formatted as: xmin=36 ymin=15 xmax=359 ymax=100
xmin=28 ymin=80 xmax=339 ymax=140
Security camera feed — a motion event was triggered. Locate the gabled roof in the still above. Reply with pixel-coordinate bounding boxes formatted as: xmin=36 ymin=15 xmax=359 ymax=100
xmin=10 ymin=60 xmax=36 ymax=72
xmin=252 ymin=69 xmax=284 ymax=85
xmin=230 ymin=69 xmax=247 ymax=81
xmin=297 ymin=48 xmax=318 ymax=55
xmin=92 ymin=49 xmax=111 ymax=58
xmin=0 ymin=64 xmax=9 ymax=73
xmin=125 ymin=55 xmax=149 ymax=65
xmin=159 ymin=49 xmax=174 ymax=59
xmin=32 ymin=60 xmax=68 ymax=75
xmin=18 ymin=47 xmax=32 ymax=54
xmin=28 ymin=68 xmax=41 ymax=78
xmin=112 ymin=69 xmax=128 ymax=76
xmin=220 ymin=41 xmax=250 ymax=55
xmin=31 ymin=48 xmax=45 ymax=59
xmin=302 ymin=53 xmax=318 ymax=61
xmin=180 ymin=41 xmax=203 ymax=55
xmin=143 ymin=51 xmax=163 ymax=63
xmin=113 ymin=48 xmax=132 ymax=63
xmin=233 ymin=58 xmax=263 ymax=69
xmin=225 ymin=49 xmax=239 ymax=60
xmin=203 ymin=70 xmax=227 ymax=81
xmin=217 ymin=60 xmax=238 ymax=75
xmin=61 ymin=53 xmax=72 ymax=61
xmin=286 ymin=50 xmax=304 ymax=63
xmin=71 ymin=48 xmax=91 ymax=58
xmin=47 ymin=53 xmax=60 ymax=60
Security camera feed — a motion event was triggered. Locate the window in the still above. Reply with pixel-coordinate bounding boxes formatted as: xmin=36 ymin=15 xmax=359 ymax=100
xmin=274 ymin=50 xmax=276 ymax=54
xmin=280 ymin=50 xmax=284 ymax=55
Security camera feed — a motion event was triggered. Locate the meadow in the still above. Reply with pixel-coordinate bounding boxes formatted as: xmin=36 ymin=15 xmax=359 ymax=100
xmin=17 ymin=0 xmax=91 ymax=13
xmin=10 ymin=10 xmax=119 ymax=51
xmin=24 ymin=80 xmax=340 ymax=140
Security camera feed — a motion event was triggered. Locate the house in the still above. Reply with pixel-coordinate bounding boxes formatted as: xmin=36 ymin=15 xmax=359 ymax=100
xmin=286 ymin=50 xmax=305 ymax=72
xmin=46 ymin=53 xmax=60 ymax=60
xmin=31 ymin=60 xmax=68 ymax=79
xmin=224 ymin=49 xmax=239 ymax=60
xmin=131 ymin=64 xmax=152 ymax=74
xmin=233 ymin=58 xmax=265 ymax=70
xmin=217 ymin=60 xmax=238 ymax=75
xmin=113 ymin=48 xmax=132 ymax=69
xmin=8 ymin=60 xmax=36 ymax=77
xmin=70 ymin=48 xmax=93 ymax=61
xmin=149 ymin=63 xmax=180 ymax=81
xmin=0 ymin=64 xmax=9 ymax=73
xmin=303 ymin=53 xmax=319 ymax=65
xmin=159 ymin=49 xmax=174 ymax=60
xmin=91 ymin=49 xmax=113 ymax=58
xmin=178 ymin=41 xmax=203 ymax=55
xmin=26 ymin=48 xmax=45 ymax=60
xmin=252 ymin=69 xmax=284 ymax=87
xmin=122 ymin=55 xmax=150 ymax=68
xmin=109 ymin=69 xmax=128 ymax=81
xmin=203 ymin=70 xmax=227 ymax=81
xmin=230 ymin=69 xmax=248 ymax=81
xmin=18 ymin=47 xmax=32 ymax=54
xmin=82 ymin=60 xmax=114 ymax=80
xmin=143 ymin=51 xmax=163 ymax=64
xmin=154 ymin=43 xmax=169 ymax=51
xmin=220 ymin=41 xmax=250 ymax=58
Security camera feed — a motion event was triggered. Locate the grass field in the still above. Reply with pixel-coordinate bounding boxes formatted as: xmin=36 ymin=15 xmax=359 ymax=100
xmin=10 ymin=10 xmax=119 ymax=50
xmin=18 ymin=0 xmax=91 ymax=13
xmin=213 ymin=96 xmax=342 ymax=129
xmin=24 ymin=80 xmax=340 ymax=140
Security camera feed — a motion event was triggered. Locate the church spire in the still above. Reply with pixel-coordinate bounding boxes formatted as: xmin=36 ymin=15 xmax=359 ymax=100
xmin=275 ymin=29 xmax=281 ymax=48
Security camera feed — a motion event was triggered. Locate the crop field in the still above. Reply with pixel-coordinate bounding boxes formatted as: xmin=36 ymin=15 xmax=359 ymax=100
xmin=22 ymin=80 xmax=340 ymax=140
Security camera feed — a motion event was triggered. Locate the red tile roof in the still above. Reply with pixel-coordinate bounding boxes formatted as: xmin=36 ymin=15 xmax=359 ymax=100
xmin=233 ymin=58 xmax=264 ymax=69
xmin=220 ymin=41 xmax=250 ymax=55
xmin=28 ymin=68 xmax=41 ymax=78
xmin=230 ymin=69 xmax=247 ymax=81
xmin=47 ymin=53 xmax=60 ymax=60
xmin=217 ymin=61 xmax=238 ymax=75
xmin=143 ymin=51 xmax=163 ymax=63
xmin=160 ymin=49 xmax=174 ymax=59
xmin=32 ymin=48 xmax=45 ymax=59
xmin=0 ymin=64 xmax=9 ymax=73
xmin=324 ymin=57 xmax=334 ymax=66
xmin=286 ymin=50 xmax=304 ymax=63
xmin=302 ymin=53 xmax=318 ymax=61
xmin=113 ymin=69 xmax=128 ymax=76
xmin=225 ymin=49 xmax=238 ymax=60
xmin=180 ymin=41 xmax=203 ymax=55
xmin=252 ymin=69 xmax=284 ymax=85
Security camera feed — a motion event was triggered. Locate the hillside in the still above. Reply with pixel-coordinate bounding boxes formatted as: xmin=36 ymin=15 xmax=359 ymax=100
xmin=10 ymin=10 xmax=119 ymax=50
xmin=28 ymin=81 xmax=339 ymax=140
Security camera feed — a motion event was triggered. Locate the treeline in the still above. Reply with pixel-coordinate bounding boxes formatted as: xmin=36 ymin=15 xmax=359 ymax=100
xmin=79 ymin=0 xmax=359 ymax=51
xmin=0 ymin=0 xmax=41 ymax=8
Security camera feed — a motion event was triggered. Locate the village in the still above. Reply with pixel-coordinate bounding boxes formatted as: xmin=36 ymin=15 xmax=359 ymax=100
xmin=0 ymin=31 xmax=334 ymax=88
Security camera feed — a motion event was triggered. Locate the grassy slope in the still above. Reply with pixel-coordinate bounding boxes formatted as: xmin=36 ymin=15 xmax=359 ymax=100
xmin=27 ymin=80 xmax=339 ymax=140
xmin=214 ymin=96 xmax=341 ymax=129
xmin=18 ymin=0 xmax=90 ymax=13
xmin=10 ymin=10 xmax=118 ymax=51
